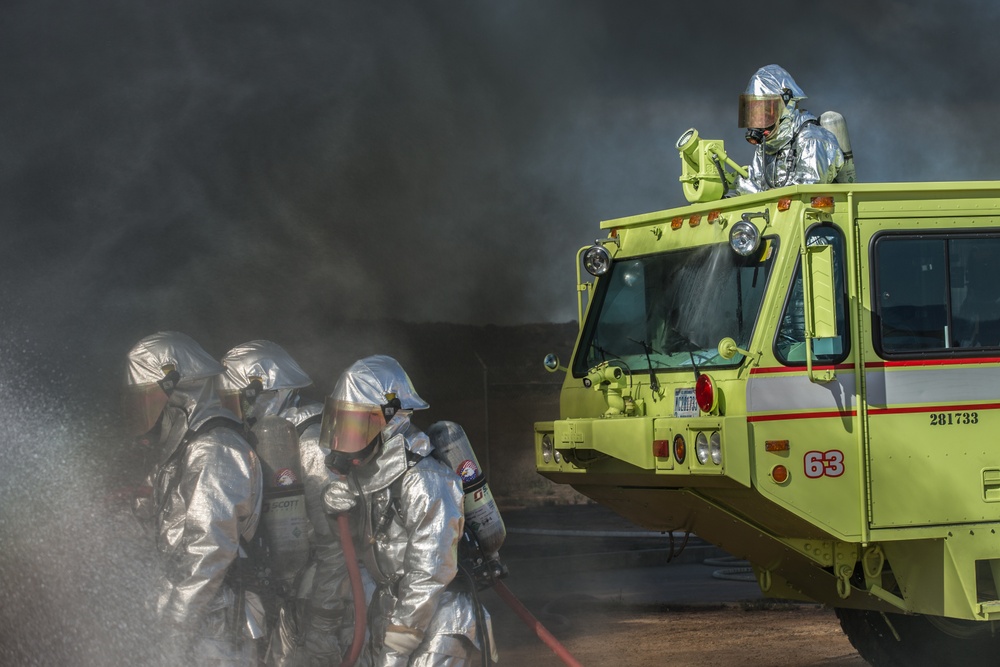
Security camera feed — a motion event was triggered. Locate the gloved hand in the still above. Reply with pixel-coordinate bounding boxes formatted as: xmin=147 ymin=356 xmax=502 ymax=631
xmin=382 ymin=624 xmax=424 ymax=655
xmin=323 ymin=475 xmax=357 ymax=514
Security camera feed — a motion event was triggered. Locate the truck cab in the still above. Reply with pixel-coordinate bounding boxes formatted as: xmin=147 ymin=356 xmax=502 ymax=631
xmin=535 ymin=169 xmax=1000 ymax=664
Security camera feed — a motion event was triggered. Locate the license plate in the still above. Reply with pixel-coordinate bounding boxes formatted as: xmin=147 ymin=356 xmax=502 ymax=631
xmin=674 ymin=388 xmax=698 ymax=418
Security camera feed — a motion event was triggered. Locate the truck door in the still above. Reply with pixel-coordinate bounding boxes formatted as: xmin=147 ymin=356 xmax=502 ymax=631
xmin=749 ymin=223 xmax=863 ymax=540
xmin=862 ymin=225 xmax=1000 ymax=528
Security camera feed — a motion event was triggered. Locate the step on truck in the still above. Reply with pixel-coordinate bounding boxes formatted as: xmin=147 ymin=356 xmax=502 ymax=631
xmin=535 ymin=128 xmax=1000 ymax=666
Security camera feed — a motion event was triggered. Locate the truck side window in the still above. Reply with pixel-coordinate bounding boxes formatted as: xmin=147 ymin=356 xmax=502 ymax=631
xmin=874 ymin=233 xmax=1000 ymax=354
xmin=775 ymin=226 xmax=848 ymax=365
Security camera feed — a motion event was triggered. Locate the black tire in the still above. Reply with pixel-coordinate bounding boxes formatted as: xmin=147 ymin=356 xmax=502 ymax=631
xmin=836 ymin=607 xmax=1000 ymax=667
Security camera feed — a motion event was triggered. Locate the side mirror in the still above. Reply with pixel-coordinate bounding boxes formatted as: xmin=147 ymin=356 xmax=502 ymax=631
xmin=804 ymin=243 xmax=837 ymax=340
xmin=543 ymin=353 xmax=568 ymax=373
xmin=802 ymin=241 xmax=837 ymax=384
xmin=717 ymin=337 xmax=751 ymax=361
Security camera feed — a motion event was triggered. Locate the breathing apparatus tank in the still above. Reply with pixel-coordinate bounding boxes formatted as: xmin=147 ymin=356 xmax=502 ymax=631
xmin=250 ymin=415 xmax=311 ymax=590
xmin=427 ymin=421 xmax=507 ymax=588
xmin=819 ymin=111 xmax=857 ymax=184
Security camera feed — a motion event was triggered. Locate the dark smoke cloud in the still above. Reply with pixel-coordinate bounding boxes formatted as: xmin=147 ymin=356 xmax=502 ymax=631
xmin=4 ymin=0 xmax=1000 ymax=351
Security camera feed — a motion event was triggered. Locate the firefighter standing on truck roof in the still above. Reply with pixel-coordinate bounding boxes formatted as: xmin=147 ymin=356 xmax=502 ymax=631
xmin=220 ymin=340 xmax=372 ymax=667
xmin=321 ymin=355 xmax=496 ymax=666
xmin=732 ymin=64 xmax=845 ymax=195
xmin=125 ymin=331 xmax=264 ymax=666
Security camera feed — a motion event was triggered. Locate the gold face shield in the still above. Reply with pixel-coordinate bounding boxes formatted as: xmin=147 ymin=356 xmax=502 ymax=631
xmin=738 ymin=94 xmax=784 ymax=130
xmin=122 ymin=365 xmax=180 ymax=436
xmin=122 ymin=384 xmax=169 ymax=436
xmin=320 ymin=398 xmax=387 ymax=455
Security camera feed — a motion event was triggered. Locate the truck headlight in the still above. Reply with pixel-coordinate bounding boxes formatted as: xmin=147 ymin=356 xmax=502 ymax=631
xmin=541 ymin=433 xmax=554 ymax=463
xmin=729 ymin=220 xmax=760 ymax=256
xmin=695 ymin=432 xmax=710 ymax=465
xmin=583 ymin=244 xmax=612 ymax=276
xmin=710 ymin=431 xmax=722 ymax=465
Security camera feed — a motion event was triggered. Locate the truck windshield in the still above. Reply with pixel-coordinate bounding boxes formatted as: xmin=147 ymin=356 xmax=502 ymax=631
xmin=573 ymin=240 xmax=777 ymax=377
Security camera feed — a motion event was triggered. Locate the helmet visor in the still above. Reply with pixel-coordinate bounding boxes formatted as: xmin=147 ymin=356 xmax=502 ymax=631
xmin=122 ymin=384 xmax=168 ymax=436
xmin=320 ymin=397 xmax=387 ymax=454
xmin=738 ymin=94 xmax=783 ymax=129
xmin=219 ymin=390 xmax=243 ymax=421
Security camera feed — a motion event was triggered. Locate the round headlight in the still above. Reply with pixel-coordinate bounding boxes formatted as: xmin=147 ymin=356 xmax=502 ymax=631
xmin=710 ymin=431 xmax=722 ymax=465
xmin=583 ymin=244 xmax=612 ymax=276
xmin=695 ymin=432 xmax=710 ymax=465
xmin=729 ymin=220 xmax=760 ymax=256
xmin=541 ymin=433 xmax=554 ymax=463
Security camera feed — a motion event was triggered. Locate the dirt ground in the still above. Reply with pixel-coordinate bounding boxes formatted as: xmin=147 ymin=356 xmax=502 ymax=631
xmin=482 ymin=598 xmax=868 ymax=667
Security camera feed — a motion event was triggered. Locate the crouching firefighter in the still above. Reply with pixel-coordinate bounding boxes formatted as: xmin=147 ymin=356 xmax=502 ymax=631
xmin=321 ymin=355 xmax=499 ymax=667
xmin=124 ymin=331 xmax=265 ymax=666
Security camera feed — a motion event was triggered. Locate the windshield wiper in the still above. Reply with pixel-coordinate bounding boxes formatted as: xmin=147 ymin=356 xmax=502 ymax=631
xmin=663 ymin=327 xmax=701 ymax=355
xmin=590 ymin=343 xmax=623 ymax=363
xmin=627 ymin=337 xmax=660 ymax=392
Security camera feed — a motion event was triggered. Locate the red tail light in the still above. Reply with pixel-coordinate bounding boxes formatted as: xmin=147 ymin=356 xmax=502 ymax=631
xmin=695 ymin=374 xmax=716 ymax=413
xmin=653 ymin=440 xmax=670 ymax=458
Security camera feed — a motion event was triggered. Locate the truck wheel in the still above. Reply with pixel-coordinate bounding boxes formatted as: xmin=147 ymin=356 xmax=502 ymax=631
xmin=835 ymin=607 xmax=1000 ymax=667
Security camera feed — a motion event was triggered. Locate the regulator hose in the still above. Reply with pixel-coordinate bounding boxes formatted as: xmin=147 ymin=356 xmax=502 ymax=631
xmin=337 ymin=514 xmax=367 ymax=667
xmin=493 ymin=580 xmax=583 ymax=667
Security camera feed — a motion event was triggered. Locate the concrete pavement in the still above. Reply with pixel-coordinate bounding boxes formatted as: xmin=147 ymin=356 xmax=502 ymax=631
xmin=496 ymin=504 xmax=766 ymax=609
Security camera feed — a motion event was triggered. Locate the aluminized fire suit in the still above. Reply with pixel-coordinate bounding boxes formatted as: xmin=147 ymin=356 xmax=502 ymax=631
xmin=221 ymin=340 xmax=370 ymax=667
xmin=321 ymin=355 xmax=493 ymax=667
xmin=126 ymin=331 xmax=264 ymax=666
xmin=732 ymin=64 xmax=845 ymax=195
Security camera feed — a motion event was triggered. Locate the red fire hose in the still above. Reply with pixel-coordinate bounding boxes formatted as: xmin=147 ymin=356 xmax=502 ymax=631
xmin=336 ymin=514 xmax=581 ymax=667
xmin=338 ymin=514 xmax=367 ymax=667
xmin=493 ymin=580 xmax=584 ymax=667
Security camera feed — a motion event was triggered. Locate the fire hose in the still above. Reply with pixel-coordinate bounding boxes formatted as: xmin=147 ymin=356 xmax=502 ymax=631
xmin=338 ymin=514 xmax=367 ymax=667
xmin=336 ymin=515 xmax=582 ymax=667
xmin=493 ymin=580 xmax=584 ymax=667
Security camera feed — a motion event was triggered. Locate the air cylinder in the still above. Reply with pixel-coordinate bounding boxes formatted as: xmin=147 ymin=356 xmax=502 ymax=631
xmin=819 ymin=111 xmax=857 ymax=184
xmin=251 ymin=415 xmax=310 ymax=586
xmin=427 ymin=421 xmax=506 ymax=558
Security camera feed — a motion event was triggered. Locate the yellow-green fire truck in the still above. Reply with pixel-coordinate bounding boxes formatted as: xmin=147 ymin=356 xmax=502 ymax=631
xmin=535 ymin=129 xmax=1000 ymax=666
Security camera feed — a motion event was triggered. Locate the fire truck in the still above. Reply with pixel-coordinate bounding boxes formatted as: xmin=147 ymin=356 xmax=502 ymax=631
xmin=535 ymin=127 xmax=1000 ymax=665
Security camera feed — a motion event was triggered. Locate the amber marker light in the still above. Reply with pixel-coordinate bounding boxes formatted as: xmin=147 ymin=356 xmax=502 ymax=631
xmin=777 ymin=198 xmax=792 ymax=212
xmin=810 ymin=196 xmax=835 ymax=212
xmin=771 ymin=465 xmax=789 ymax=483
xmin=671 ymin=217 xmax=684 ymax=230
xmin=707 ymin=210 xmax=721 ymax=224
xmin=673 ymin=434 xmax=686 ymax=464
xmin=689 ymin=214 xmax=701 ymax=227
xmin=765 ymin=440 xmax=790 ymax=452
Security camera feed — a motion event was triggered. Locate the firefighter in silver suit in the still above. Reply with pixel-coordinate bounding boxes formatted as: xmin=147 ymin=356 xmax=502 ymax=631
xmin=321 ymin=355 xmax=495 ymax=667
xmin=733 ymin=64 xmax=845 ymax=195
xmin=125 ymin=331 xmax=264 ymax=666
xmin=220 ymin=340 xmax=370 ymax=666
